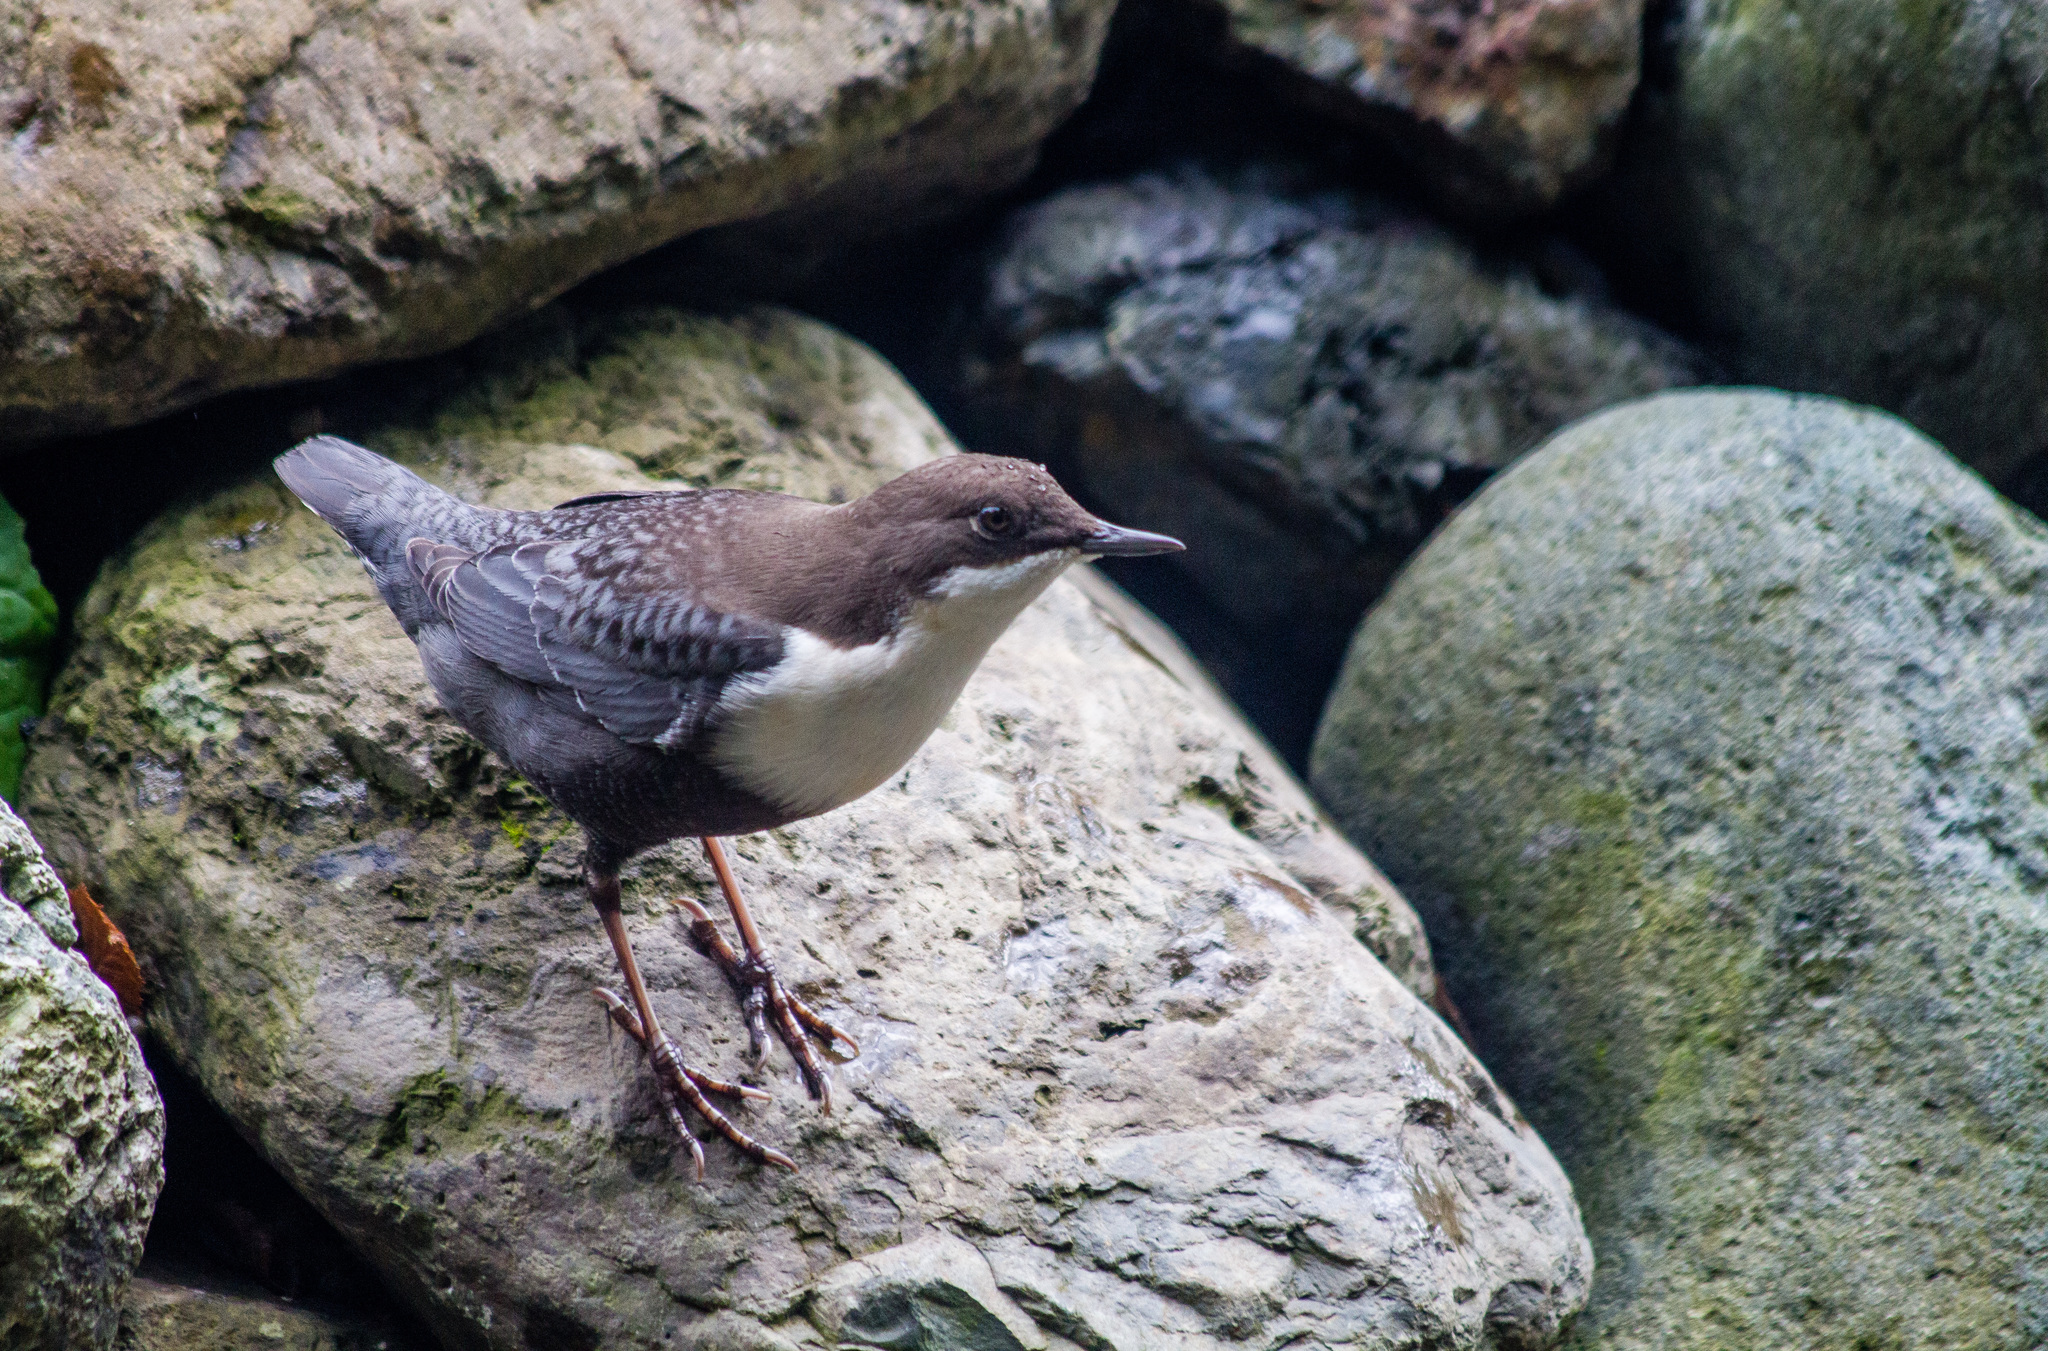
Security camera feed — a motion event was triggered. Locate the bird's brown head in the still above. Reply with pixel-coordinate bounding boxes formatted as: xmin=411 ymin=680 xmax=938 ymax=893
xmin=848 ymin=454 xmax=1182 ymax=595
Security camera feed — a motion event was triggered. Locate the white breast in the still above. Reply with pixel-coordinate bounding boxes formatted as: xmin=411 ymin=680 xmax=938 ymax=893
xmin=710 ymin=550 xmax=1079 ymax=819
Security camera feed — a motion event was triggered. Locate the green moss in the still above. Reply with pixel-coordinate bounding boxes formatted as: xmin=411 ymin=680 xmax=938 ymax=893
xmin=233 ymin=184 xmax=327 ymax=235
xmin=1182 ymin=772 xmax=1258 ymax=833
xmin=377 ymin=309 xmax=916 ymax=506
xmin=372 ymin=1068 xmax=560 ymax=1160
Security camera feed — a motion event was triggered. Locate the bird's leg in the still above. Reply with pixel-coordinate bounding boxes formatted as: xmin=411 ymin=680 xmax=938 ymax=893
xmin=678 ymin=836 xmax=860 ymax=1113
xmin=588 ymin=869 xmax=796 ymax=1175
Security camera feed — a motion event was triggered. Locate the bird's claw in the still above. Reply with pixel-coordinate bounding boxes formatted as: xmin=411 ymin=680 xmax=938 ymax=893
xmin=675 ymin=898 xmax=860 ymax=1114
xmin=593 ymin=988 xmax=795 ymax=1175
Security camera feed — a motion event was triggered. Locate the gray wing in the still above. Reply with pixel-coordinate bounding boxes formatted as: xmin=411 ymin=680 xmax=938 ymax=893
xmin=407 ymin=536 xmax=785 ymax=750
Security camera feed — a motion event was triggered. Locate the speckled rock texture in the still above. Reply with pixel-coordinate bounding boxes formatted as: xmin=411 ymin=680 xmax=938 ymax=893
xmin=951 ymin=167 xmax=1699 ymax=754
xmin=1606 ymin=0 xmax=2048 ymax=483
xmin=0 ymin=798 xmax=165 ymax=1351
xmin=1209 ymin=0 xmax=1645 ymax=215
xmin=1313 ymin=389 xmax=2048 ymax=1349
xmin=22 ymin=306 xmax=1591 ymax=1351
xmin=0 ymin=0 xmax=1114 ymax=446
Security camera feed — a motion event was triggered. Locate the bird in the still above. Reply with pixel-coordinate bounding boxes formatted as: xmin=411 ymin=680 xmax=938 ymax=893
xmin=274 ymin=436 xmax=1184 ymax=1175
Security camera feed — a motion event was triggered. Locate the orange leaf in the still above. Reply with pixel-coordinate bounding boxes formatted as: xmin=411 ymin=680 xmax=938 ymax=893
xmin=68 ymin=884 xmax=143 ymax=1016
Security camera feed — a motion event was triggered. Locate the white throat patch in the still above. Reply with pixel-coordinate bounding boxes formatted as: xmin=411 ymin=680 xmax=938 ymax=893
xmin=711 ymin=549 xmax=1080 ymax=818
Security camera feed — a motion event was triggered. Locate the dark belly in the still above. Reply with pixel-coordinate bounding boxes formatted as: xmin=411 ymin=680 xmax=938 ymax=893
xmin=413 ymin=625 xmax=796 ymax=863
xmin=525 ymin=736 xmax=794 ymax=858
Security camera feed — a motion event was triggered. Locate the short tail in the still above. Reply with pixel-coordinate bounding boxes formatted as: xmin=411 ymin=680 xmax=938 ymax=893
xmin=274 ymin=435 xmax=431 ymax=531
xmin=275 ymin=436 xmax=483 ymax=628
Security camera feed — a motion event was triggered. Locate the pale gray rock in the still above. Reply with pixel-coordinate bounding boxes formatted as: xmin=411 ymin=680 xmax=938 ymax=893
xmin=953 ymin=167 xmax=1700 ymax=755
xmin=0 ymin=797 xmax=164 ymax=1351
xmin=23 ymin=306 xmax=1590 ymax=1351
xmin=1210 ymin=0 xmax=1646 ymax=215
xmin=1603 ymin=0 xmax=2048 ymax=483
xmin=0 ymin=0 xmax=1114 ymax=445
xmin=1314 ymin=389 xmax=2048 ymax=1348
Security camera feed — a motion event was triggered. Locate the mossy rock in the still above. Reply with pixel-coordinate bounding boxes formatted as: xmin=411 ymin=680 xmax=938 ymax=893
xmin=1314 ymin=389 xmax=2048 ymax=1349
xmin=25 ymin=307 xmax=1588 ymax=1351
xmin=0 ymin=797 xmax=163 ymax=1351
xmin=1604 ymin=0 xmax=2048 ymax=483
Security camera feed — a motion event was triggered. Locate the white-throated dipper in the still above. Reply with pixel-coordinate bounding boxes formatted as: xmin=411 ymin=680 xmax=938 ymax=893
xmin=275 ymin=436 xmax=1183 ymax=1175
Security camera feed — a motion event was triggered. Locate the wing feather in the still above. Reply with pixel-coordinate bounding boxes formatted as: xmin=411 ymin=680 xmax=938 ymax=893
xmin=406 ymin=535 xmax=783 ymax=751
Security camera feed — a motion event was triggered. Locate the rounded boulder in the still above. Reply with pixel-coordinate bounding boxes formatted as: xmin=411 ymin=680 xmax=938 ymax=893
xmin=1315 ymin=389 xmax=2048 ymax=1348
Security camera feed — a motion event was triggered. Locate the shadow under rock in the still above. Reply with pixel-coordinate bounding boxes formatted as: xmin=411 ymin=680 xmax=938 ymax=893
xmin=140 ymin=1041 xmax=441 ymax=1348
xmin=0 ymin=306 xmax=594 ymax=632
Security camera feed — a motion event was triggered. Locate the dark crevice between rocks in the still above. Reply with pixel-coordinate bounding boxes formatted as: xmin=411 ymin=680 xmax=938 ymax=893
xmin=0 ymin=303 xmax=594 ymax=653
xmin=138 ymin=1039 xmax=442 ymax=1349
xmin=1549 ymin=0 xmax=1730 ymax=354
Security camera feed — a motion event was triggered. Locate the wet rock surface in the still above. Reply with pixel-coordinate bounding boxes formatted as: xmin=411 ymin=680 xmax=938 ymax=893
xmin=1314 ymin=389 xmax=2048 ymax=1349
xmin=0 ymin=0 xmax=1114 ymax=446
xmin=23 ymin=306 xmax=1590 ymax=1350
xmin=1208 ymin=0 xmax=1646 ymax=215
xmin=949 ymin=167 xmax=1700 ymax=758
xmin=0 ymin=799 xmax=164 ymax=1351
xmin=1600 ymin=0 xmax=2048 ymax=484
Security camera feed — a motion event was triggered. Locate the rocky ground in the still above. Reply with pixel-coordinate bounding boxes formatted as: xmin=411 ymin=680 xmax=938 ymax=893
xmin=5 ymin=0 xmax=2048 ymax=1348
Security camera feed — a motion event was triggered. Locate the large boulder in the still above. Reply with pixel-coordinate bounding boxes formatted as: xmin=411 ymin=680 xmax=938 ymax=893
xmin=1313 ymin=389 xmax=2048 ymax=1348
xmin=1208 ymin=0 xmax=1645 ymax=216
xmin=0 ymin=0 xmax=1115 ymax=447
xmin=0 ymin=799 xmax=165 ymax=1351
xmin=23 ymin=306 xmax=1591 ymax=1351
xmin=950 ymin=167 xmax=1700 ymax=757
xmin=1602 ymin=0 xmax=2048 ymax=483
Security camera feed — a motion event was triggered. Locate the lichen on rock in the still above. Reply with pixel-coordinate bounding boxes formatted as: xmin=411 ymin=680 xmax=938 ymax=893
xmin=0 ymin=796 xmax=163 ymax=1351
xmin=24 ymin=305 xmax=1590 ymax=1350
xmin=1314 ymin=389 xmax=2048 ymax=1348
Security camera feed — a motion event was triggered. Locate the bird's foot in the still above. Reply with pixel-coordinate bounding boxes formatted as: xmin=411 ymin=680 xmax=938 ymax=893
xmin=594 ymin=988 xmax=797 ymax=1176
xmin=675 ymin=897 xmax=861 ymax=1113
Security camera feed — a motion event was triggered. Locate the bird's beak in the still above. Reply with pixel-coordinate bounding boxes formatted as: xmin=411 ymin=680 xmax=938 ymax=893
xmin=1080 ymin=521 xmax=1186 ymax=557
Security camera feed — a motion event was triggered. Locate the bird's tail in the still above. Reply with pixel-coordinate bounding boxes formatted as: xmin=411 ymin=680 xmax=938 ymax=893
xmin=275 ymin=436 xmax=484 ymax=628
xmin=274 ymin=435 xmax=419 ymax=526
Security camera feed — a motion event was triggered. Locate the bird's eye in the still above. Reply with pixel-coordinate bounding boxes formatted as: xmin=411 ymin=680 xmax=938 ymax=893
xmin=973 ymin=504 xmax=1018 ymax=539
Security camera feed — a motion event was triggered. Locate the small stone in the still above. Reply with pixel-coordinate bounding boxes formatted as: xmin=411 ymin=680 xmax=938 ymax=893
xmin=116 ymin=1268 xmax=431 ymax=1351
